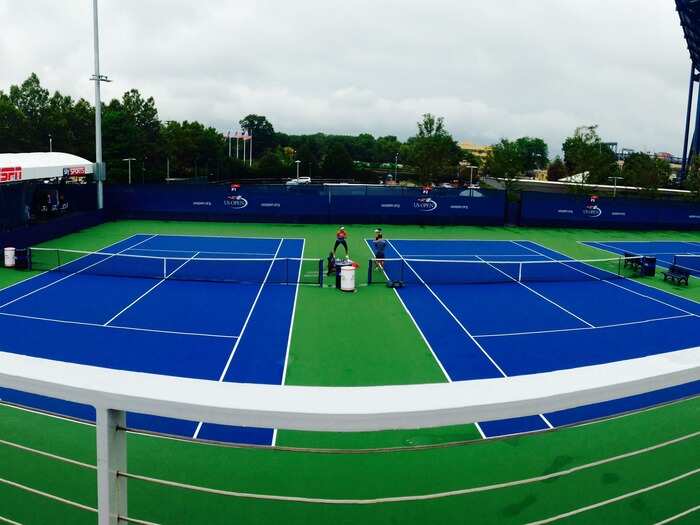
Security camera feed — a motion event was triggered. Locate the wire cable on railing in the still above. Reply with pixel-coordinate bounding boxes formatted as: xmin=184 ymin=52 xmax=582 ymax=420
xmin=0 ymin=439 xmax=95 ymax=470
xmin=0 ymin=477 xmax=96 ymax=514
xmin=118 ymin=429 xmax=700 ymax=505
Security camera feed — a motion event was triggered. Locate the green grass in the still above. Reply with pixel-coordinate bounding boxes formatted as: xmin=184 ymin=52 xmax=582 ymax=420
xmin=2 ymin=219 xmax=700 ymax=523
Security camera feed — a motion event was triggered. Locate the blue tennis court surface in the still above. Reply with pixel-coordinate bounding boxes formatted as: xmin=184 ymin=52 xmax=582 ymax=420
xmin=367 ymin=238 xmax=700 ymax=438
xmin=0 ymin=234 xmax=306 ymax=445
xmin=585 ymin=240 xmax=700 ymax=275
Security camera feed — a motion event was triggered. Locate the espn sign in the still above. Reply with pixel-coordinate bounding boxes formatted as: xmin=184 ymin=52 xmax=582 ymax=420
xmin=0 ymin=167 xmax=22 ymax=183
xmin=63 ymin=167 xmax=86 ymax=177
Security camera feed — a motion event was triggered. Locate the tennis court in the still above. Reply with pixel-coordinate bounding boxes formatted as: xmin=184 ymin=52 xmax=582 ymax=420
xmin=368 ymin=238 xmax=700 ymax=437
xmin=0 ymin=233 xmax=320 ymax=445
xmin=585 ymin=240 xmax=700 ymax=276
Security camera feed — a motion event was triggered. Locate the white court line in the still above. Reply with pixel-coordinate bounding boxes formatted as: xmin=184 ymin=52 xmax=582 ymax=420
xmin=0 ymin=235 xmax=158 ymax=311
xmin=398 ymin=254 xmax=545 ymax=259
xmin=388 ymin=240 xmax=553 ymax=430
xmin=138 ymin=233 xmax=303 ymax=240
xmin=102 ymin=252 xmax=201 ymax=327
xmin=474 ymin=255 xmax=594 ymax=329
xmin=365 ymin=239 xmax=452 ymax=383
xmin=272 ymin=239 xmax=306 ymax=447
xmin=388 ymin=238 xmax=531 ymax=242
xmin=475 ymin=314 xmax=694 ymax=339
xmin=192 ymin=238 xmax=284 ymax=440
xmin=0 ymin=311 xmax=238 ymax=339
xmin=127 ymin=248 xmax=276 ymax=257
xmin=516 ymin=241 xmax=698 ymax=317
xmin=386 ymin=240 xmax=509 ymax=378
xmin=0 ymin=233 xmax=143 ymax=296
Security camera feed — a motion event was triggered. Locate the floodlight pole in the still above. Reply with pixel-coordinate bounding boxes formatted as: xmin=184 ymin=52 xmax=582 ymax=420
xmin=91 ymin=0 xmax=110 ymax=210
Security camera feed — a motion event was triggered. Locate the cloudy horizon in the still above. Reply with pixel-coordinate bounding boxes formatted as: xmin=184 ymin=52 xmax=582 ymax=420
xmin=0 ymin=0 xmax=694 ymax=156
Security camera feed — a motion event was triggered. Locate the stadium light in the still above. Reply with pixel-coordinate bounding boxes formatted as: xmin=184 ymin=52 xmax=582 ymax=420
xmin=91 ymin=0 xmax=111 ymax=210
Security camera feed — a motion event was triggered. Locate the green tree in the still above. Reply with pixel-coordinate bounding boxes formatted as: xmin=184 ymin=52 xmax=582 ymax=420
xmin=239 ymin=114 xmax=276 ymax=155
xmin=515 ymin=137 xmax=549 ymax=171
xmin=322 ymin=143 xmax=355 ymax=179
xmin=0 ymin=92 xmax=27 ymax=151
xmin=375 ymin=135 xmax=403 ymax=164
xmin=562 ymin=125 xmax=618 ymax=184
xmin=484 ymin=139 xmax=525 ymax=191
xmin=683 ymin=155 xmax=700 ymax=198
xmin=622 ymin=153 xmax=671 ymax=193
xmin=406 ymin=114 xmax=462 ymax=184
xmin=295 ymin=143 xmax=320 ymax=178
xmin=547 ymin=157 xmax=568 ymax=181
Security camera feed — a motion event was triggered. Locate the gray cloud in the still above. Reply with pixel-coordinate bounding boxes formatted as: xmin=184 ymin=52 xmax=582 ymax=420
xmin=0 ymin=0 xmax=693 ymax=156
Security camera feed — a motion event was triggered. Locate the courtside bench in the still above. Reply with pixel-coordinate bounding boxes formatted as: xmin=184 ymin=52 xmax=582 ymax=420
xmin=662 ymin=265 xmax=690 ymax=286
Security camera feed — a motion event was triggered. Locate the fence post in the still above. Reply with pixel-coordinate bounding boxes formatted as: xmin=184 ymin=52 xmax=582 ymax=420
xmin=96 ymin=408 xmax=127 ymax=525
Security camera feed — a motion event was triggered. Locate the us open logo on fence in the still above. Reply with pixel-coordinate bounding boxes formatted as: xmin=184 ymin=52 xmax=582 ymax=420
xmin=224 ymin=195 xmax=248 ymax=209
xmin=414 ymin=197 xmax=438 ymax=212
xmin=582 ymin=195 xmax=602 ymax=218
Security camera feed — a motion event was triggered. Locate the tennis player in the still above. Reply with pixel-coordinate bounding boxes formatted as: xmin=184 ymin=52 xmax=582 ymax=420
xmin=373 ymin=231 xmax=386 ymax=269
xmin=334 ymin=226 xmax=349 ymax=257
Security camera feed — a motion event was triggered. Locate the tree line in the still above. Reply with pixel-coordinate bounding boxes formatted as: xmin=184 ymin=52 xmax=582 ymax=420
xmin=0 ymin=74 xmax=689 ymax=192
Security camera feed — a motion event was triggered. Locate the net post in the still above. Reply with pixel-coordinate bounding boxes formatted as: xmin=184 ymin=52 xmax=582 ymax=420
xmin=96 ymin=408 xmax=127 ymax=525
xmin=368 ymin=260 xmax=372 ymax=285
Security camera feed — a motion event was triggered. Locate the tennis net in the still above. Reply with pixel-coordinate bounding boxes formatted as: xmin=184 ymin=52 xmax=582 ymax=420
xmin=673 ymin=254 xmax=700 ymax=276
xmin=29 ymin=247 xmax=324 ymax=285
xmin=367 ymin=255 xmax=640 ymax=285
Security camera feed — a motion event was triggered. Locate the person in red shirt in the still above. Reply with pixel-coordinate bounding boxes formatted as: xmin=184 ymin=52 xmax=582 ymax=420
xmin=333 ymin=226 xmax=349 ymax=257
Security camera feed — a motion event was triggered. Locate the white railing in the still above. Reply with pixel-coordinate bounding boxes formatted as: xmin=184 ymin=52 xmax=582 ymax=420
xmin=2 ymin=348 xmax=700 ymax=524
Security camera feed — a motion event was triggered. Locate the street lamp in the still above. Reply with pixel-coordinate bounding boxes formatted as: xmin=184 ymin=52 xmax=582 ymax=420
xmin=123 ymin=158 xmax=136 ymax=185
xmin=394 ymin=153 xmax=399 ymax=183
xmin=295 ymin=160 xmax=301 ymax=182
xmin=608 ymin=176 xmax=624 ymax=197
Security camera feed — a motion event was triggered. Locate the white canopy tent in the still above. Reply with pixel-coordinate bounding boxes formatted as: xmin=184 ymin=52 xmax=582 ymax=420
xmin=0 ymin=152 xmax=94 ymax=184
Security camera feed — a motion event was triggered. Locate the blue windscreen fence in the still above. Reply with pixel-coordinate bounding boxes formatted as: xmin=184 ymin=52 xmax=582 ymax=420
xmin=106 ymin=184 xmax=507 ymax=225
xmin=520 ymin=191 xmax=700 ymax=229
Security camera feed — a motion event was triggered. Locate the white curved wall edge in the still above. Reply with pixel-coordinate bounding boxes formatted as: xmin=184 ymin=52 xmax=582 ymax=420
xmin=1 ymin=348 xmax=700 ymax=432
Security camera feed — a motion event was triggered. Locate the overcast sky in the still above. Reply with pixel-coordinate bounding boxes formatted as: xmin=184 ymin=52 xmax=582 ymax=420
xmin=0 ymin=1 xmax=694 ymax=156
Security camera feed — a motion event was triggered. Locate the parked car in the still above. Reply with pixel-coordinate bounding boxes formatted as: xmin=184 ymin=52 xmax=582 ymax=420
xmin=286 ymin=177 xmax=312 ymax=185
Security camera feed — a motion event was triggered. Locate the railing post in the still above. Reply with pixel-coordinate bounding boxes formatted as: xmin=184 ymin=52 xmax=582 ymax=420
xmin=96 ymin=408 xmax=127 ymax=525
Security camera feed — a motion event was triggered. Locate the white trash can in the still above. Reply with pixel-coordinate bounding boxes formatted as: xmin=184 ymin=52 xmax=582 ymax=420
xmin=4 ymin=247 xmax=16 ymax=268
xmin=340 ymin=265 xmax=356 ymax=292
